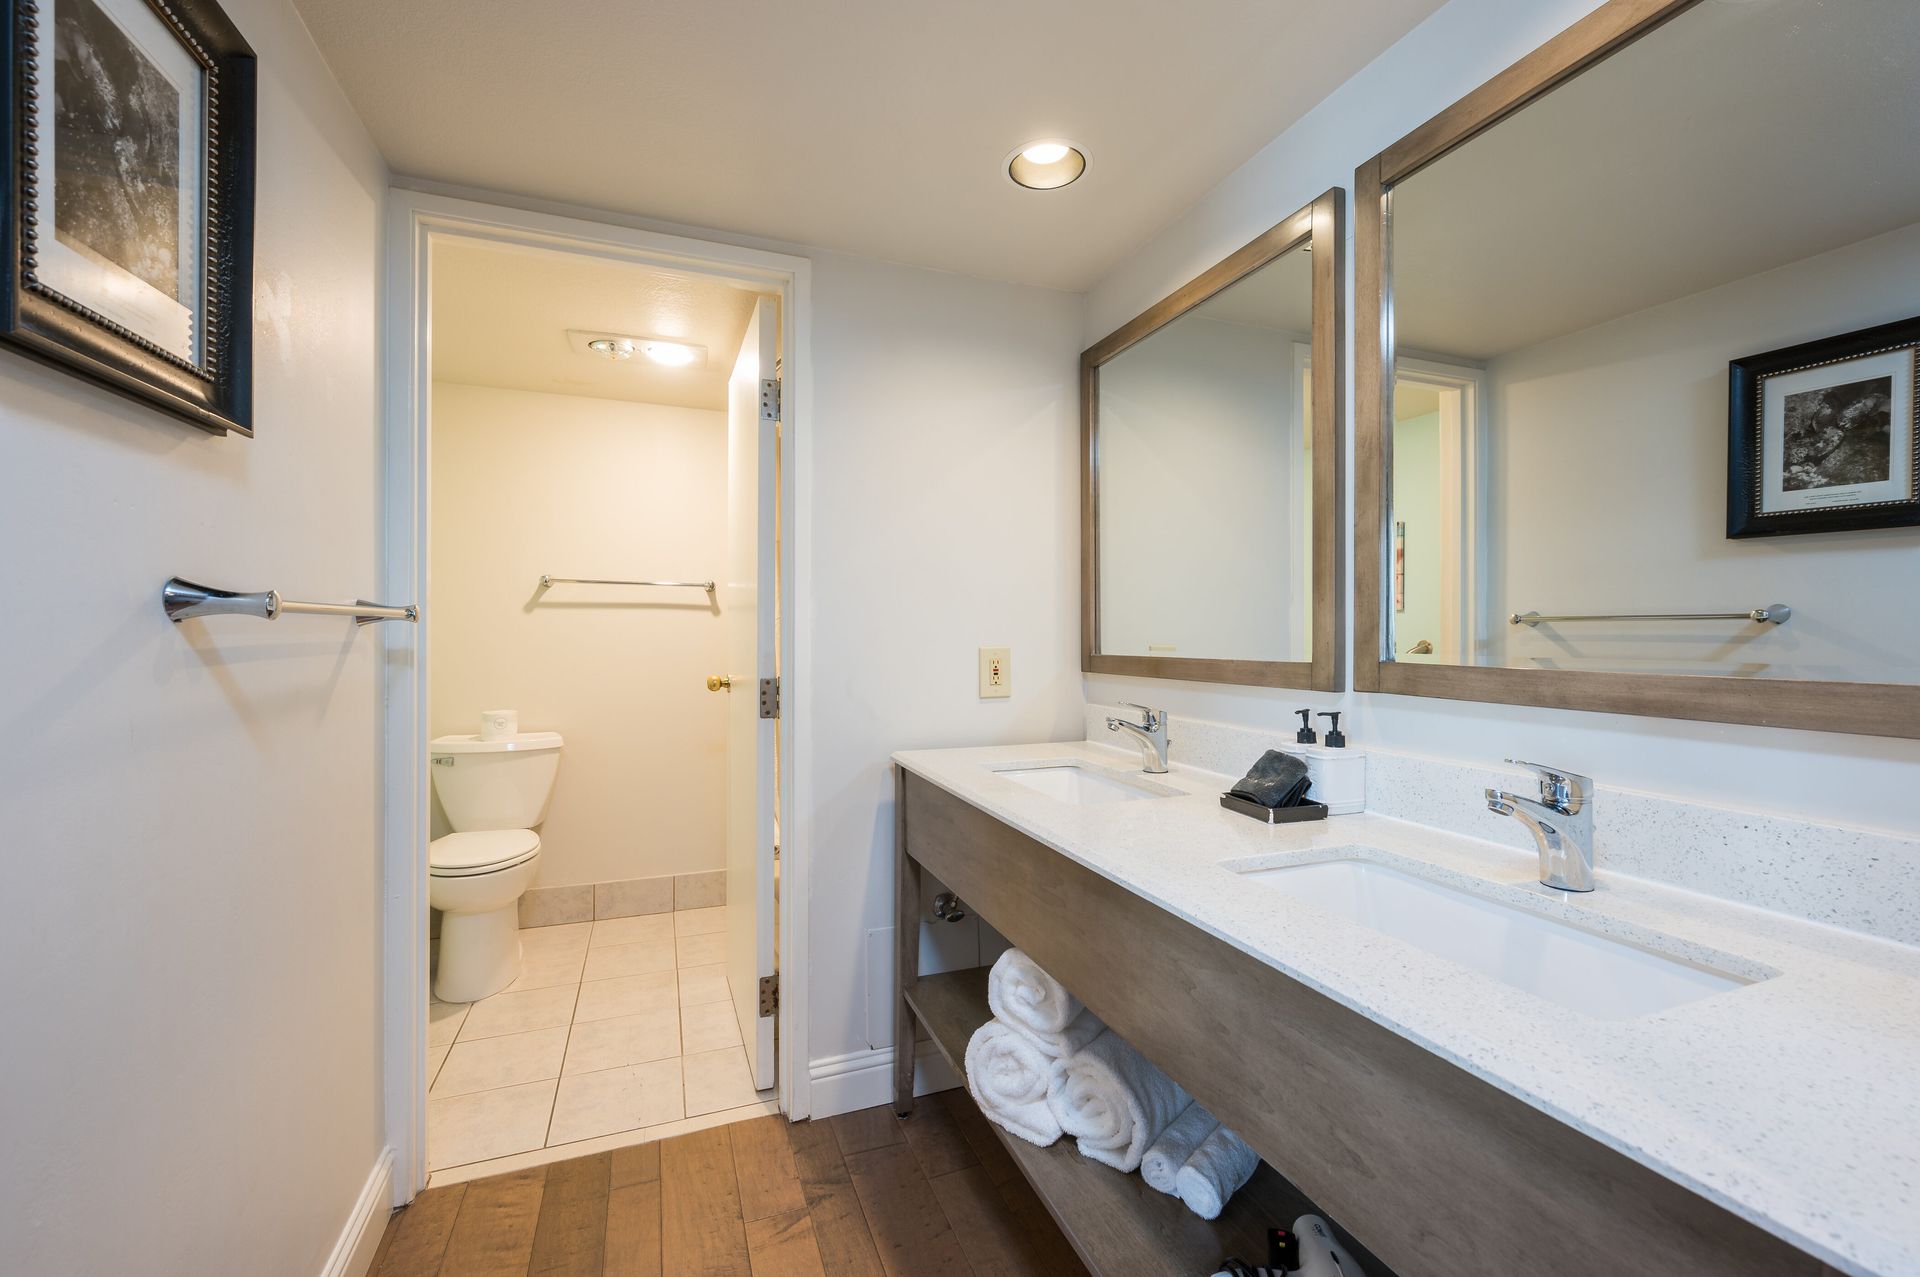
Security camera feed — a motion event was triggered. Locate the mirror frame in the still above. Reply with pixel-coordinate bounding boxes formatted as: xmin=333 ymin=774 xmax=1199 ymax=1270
xmin=1354 ymin=0 xmax=1920 ymax=739
xmin=1082 ymin=189 xmax=1345 ymax=690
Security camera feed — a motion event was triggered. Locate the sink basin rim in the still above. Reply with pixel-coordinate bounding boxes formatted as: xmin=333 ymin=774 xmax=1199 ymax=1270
xmin=988 ymin=759 xmax=1181 ymax=804
xmin=1228 ymin=849 xmax=1769 ymax=1019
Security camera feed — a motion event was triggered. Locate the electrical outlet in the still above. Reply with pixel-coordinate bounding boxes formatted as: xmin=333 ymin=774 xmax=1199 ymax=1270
xmin=978 ymin=647 xmax=1011 ymax=698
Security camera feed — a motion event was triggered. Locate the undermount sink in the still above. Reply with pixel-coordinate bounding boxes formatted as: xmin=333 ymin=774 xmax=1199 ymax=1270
xmin=1237 ymin=857 xmax=1751 ymax=1019
xmin=993 ymin=763 xmax=1172 ymax=806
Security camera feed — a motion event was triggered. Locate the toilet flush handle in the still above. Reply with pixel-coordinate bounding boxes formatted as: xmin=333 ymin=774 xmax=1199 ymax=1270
xmin=706 ymin=675 xmax=732 ymax=692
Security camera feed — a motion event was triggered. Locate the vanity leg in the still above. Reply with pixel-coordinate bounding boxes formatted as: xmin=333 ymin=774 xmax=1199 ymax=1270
xmin=893 ymin=765 xmax=920 ymax=1116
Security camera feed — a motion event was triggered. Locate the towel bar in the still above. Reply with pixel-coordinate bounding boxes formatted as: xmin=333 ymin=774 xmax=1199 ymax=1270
xmin=162 ymin=577 xmax=417 ymax=625
xmin=1509 ymin=603 xmax=1790 ymax=626
xmin=539 ymin=574 xmax=715 ymax=592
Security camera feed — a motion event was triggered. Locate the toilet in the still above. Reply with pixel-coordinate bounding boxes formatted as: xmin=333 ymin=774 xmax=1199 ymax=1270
xmin=429 ymin=730 xmax=564 ymax=1002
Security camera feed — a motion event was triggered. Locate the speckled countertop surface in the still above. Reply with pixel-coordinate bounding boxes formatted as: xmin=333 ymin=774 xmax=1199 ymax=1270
xmin=893 ymin=741 xmax=1920 ymax=1277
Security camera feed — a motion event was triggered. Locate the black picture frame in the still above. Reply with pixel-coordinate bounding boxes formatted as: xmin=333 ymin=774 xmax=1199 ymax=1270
xmin=2 ymin=0 xmax=256 ymax=435
xmin=1728 ymin=315 xmax=1920 ymax=538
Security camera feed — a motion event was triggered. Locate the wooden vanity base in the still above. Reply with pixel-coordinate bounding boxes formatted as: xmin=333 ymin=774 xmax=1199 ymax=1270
xmin=893 ymin=767 xmax=1831 ymax=1277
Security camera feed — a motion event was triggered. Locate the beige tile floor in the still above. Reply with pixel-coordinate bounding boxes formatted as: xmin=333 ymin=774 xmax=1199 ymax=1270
xmin=426 ymin=905 xmax=772 ymax=1176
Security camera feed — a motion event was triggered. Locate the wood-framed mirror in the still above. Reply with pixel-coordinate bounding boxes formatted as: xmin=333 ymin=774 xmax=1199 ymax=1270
xmin=1082 ymin=189 xmax=1344 ymax=690
xmin=1355 ymin=0 xmax=1920 ymax=737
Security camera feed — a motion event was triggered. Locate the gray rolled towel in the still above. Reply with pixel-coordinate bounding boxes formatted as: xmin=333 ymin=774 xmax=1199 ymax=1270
xmin=1229 ymin=749 xmax=1312 ymax=808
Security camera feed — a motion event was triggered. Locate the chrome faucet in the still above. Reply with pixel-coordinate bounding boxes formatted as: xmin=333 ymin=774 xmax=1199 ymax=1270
xmin=1485 ymin=759 xmax=1595 ymax=892
xmin=1105 ymin=703 xmax=1170 ymax=774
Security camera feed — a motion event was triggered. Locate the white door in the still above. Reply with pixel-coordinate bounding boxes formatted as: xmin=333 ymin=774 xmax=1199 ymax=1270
xmin=724 ymin=297 xmax=779 ymax=1090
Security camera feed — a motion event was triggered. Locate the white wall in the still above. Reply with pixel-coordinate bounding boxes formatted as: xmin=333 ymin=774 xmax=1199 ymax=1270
xmin=429 ymin=383 xmax=728 ymax=886
xmin=1482 ymin=224 xmax=1920 ymax=679
xmin=1083 ymin=0 xmax=1920 ymax=836
xmin=1099 ymin=316 xmax=1309 ymax=661
xmin=806 ymin=250 xmax=1085 ymax=1085
xmin=0 ymin=0 xmax=390 ymax=1272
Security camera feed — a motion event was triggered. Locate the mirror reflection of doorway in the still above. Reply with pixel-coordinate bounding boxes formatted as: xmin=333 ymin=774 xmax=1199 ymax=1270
xmin=1391 ymin=361 xmax=1483 ymax=664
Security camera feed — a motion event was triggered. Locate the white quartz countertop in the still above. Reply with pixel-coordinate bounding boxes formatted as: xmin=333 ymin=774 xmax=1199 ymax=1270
xmin=893 ymin=741 xmax=1920 ymax=1277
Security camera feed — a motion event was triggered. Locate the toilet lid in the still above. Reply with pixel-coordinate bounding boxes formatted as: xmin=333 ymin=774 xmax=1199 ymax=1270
xmin=430 ymin=829 xmax=540 ymax=876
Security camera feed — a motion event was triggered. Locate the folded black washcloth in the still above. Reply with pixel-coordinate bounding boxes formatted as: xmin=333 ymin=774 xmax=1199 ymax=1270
xmin=1229 ymin=750 xmax=1313 ymax=809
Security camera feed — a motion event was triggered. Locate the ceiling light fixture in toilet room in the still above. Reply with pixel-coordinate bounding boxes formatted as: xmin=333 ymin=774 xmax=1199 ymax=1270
xmin=567 ymin=328 xmax=709 ymax=367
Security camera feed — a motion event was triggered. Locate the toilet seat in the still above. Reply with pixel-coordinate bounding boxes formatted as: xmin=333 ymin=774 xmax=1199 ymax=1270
xmin=430 ymin=829 xmax=540 ymax=877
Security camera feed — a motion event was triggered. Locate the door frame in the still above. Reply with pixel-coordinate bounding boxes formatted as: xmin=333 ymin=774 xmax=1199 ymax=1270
xmin=1391 ymin=357 xmax=1486 ymax=664
xmin=380 ymin=189 xmax=813 ymax=1203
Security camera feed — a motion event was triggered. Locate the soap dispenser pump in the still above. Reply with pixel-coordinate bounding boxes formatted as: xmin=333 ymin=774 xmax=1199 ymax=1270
xmin=1293 ymin=709 xmax=1317 ymax=745
xmin=1317 ymin=712 xmax=1347 ymax=748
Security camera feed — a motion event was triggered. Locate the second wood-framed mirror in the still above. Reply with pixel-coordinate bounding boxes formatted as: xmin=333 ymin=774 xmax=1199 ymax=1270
xmin=1082 ymin=189 xmax=1344 ymax=690
xmin=1354 ymin=0 xmax=1920 ymax=737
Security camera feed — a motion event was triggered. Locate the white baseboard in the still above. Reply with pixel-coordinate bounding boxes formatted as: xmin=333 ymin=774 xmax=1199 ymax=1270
xmin=321 ymin=1147 xmax=395 ymax=1277
xmin=807 ymin=1042 xmax=958 ymax=1119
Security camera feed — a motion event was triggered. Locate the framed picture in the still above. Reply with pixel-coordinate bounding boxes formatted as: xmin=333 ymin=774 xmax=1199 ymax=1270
xmin=1728 ymin=316 xmax=1920 ymax=538
xmin=2 ymin=0 xmax=256 ymax=435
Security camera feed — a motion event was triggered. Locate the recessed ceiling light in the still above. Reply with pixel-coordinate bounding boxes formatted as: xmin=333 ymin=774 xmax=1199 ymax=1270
xmin=1007 ymin=139 xmax=1087 ymax=191
xmin=587 ymin=337 xmax=635 ymax=361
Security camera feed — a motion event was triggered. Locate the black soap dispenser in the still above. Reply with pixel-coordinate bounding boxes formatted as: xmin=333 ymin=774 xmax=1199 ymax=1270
xmin=1293 ymin=709 xmax=1317 ymax=745
xmin=1318 ymin=711 xmax=1347 ymax=748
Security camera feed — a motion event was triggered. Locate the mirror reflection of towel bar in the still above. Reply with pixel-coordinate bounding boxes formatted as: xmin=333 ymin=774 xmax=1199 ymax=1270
xmin=538 ymin=575 xmax=715 ymax=592
xmin=162 ymin=577 xmax=417 ymax=625
xmin=1509 ymin=604 xmax=1790 ymax=626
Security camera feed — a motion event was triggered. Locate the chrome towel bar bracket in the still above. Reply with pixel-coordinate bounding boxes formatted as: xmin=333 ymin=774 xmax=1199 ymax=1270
xmin=538 ymin=574 xmax=716 ymax=592
xmin=162 ymin=577 xmax=418 ymax=626
xmin=1509 ymin=603 xmax=1790 ymax=627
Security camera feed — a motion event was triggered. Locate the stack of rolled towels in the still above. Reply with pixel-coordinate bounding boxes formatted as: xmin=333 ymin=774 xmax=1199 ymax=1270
xmin=964 ymin=948 xmax=1260 ymax=1220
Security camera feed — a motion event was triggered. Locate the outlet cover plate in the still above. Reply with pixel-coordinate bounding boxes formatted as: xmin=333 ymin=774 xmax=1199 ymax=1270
xmin=979 ymin=647 xmax=1011 ymax=698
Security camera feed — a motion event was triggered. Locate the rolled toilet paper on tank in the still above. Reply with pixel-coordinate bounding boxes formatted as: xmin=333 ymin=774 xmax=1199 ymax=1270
xmin=480 ymin=709 xmax=518 ymax=741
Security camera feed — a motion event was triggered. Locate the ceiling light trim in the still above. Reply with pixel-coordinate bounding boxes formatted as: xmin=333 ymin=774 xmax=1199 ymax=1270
xmin=1005 ymin=139 xmax=1089 ymax=191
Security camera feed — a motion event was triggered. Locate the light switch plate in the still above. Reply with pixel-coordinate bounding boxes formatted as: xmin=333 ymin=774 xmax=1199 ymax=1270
xmin=978 ymin=647 xmax=1011 ymax=698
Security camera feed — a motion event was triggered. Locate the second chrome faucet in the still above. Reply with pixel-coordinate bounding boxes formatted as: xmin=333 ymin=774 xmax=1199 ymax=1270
xmin=1486 ymin=759 xmax=1596 ymax=892
xmin=1106 ymin=703 xmax=1170 ymax=773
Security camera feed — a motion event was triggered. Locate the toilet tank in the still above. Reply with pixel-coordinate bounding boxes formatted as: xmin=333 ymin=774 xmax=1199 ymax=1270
xmin=430 ymin=732 xmax=564 ymax=830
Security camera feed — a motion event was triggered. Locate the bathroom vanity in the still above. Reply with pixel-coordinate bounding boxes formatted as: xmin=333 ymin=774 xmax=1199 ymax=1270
xmin=891 ymin=743 xmax=1918 ymax=1277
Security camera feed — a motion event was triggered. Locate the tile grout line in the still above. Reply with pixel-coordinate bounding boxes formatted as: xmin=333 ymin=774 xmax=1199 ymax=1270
xmin=540 ymin=972 xmax=584 ymax=1150
xmin=428 ymin=907 xmax=731 ymax=1173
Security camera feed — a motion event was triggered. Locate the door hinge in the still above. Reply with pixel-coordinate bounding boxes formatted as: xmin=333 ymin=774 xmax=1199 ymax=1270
xmin=759 ymin=677 xmax=780 ymax=719
xmin=759 ymin=377 xmax=781 ymax=422
xmin=758 ymin=974 xmax=779 ymax=1016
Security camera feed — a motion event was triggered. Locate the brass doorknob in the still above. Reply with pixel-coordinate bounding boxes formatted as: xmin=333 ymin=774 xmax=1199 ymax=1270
xmin=706 ymin=675 xmax=731 ymax=692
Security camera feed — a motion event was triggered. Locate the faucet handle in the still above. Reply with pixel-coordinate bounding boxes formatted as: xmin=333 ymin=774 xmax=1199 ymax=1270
xmin=1504 ymin=758 xmax=1589 ymax=809
xmin=1118 ymin=702 xmax=1164 ymax=726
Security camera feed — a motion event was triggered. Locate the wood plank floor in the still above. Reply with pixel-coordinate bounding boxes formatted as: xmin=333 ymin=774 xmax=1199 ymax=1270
xmin=371 ymin=1092 xmax=1091 ymax=1277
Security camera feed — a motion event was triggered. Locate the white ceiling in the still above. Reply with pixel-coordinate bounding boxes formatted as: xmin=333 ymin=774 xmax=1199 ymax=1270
xmin=292 ymin=0 xmax=1444 ymax=292
xmin=1392 ymin=0 xmax=1920 ymax=361
xmin=431 ymin=238 xmax=766 ymax=408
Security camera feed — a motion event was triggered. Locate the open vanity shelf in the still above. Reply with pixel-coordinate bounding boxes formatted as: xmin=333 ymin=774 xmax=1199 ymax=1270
xmin=892 ymin=761 xmax=1830 ymax=1277
xmin=902 ymin=966 xmax=1393 ymax=1277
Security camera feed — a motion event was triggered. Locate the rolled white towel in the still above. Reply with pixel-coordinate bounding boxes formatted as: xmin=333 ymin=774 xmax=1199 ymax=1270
xmin=1005 ymin=1004 xmax=1105 ymax=1060
xmin=987 ymin=948 xmax=1083 ymax=1037
xmin=964 ymin=1019 xmax=1062 ymax=1147
xmin=1141 ymin=1101 xmax=1220 ymax=1196
xmin=1047 ymin=1028 xmax=1191 ymax=1172
xmin=1174 ymin=1123 xmax=1260 ymax=1220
